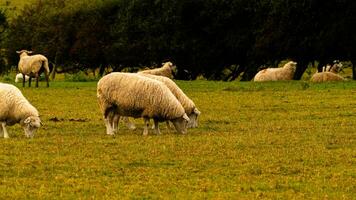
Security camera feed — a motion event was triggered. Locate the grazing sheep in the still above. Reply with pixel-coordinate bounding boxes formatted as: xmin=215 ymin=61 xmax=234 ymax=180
xmin=0 ymin=83 xmax=42 ymax=138
xmin=16 ymin=50 xmax=50 ymax=87
xmin=97 ymin=72 xmax=189 ymax=136
xmin=138 ymin=61 xmax=176 ymax=79
xmin=15 ymin=73 xmax=31 ymax=83
xmin=310 ymin=72 xmax=344 ymax=83
xmin=138 ymin=73 xmax=201 ymax=128
xmin=253 ymin=61 xmax=297 ymax=82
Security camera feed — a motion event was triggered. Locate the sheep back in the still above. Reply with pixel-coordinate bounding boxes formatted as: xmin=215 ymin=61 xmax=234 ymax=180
xmin=253 ymin=61 xmax=296 ymax=82
xmin=138 ymin=73 xmax=196 ymax=114
xmin=138 ymin=62 xmax=174 ymax=79
xmin=97 ymin=72 xmax=185 ymax=120
xmin=19 ymin=55 xmax=49 ymax=75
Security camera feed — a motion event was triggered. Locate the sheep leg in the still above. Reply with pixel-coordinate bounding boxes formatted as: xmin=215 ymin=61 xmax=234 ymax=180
xmin=22 ymin=74 xmax=26 ymax=87
xmin=153 ymin=119 xmax=161 ymax=135
xmin=112 ymin=114 xmax=120 ymax=134
xmin=143 ymin=117 xmax=150 ymax=136
xmin=166 ymin=121 xmax=172 ymax=130
xmin=45 ymin=71 xmax=49 ymax=87
xmin=35 ymin=73 xmax=39 ymax=88
xmin=1 ymin=123 xmax=9 ymax=139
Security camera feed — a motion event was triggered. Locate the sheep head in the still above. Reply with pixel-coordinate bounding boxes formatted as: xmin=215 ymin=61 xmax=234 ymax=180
xmin=283 ymin=61 xmax=297 ymax=71
xmin=330 ymin=62 xmax=343 ymax=73
xmin=171 ymin=113 xmax=190 ymax=134
xmin=21 ymin=115 xmax=41 ymax=138
xmin=187 ymin=108 xmax=201 ymax=128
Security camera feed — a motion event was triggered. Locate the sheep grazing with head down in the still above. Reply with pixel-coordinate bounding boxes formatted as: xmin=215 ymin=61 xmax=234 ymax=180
xmin=138 ymin=61 xmax=176 ymax=79
xmin=138 ymin=73 xmax=201 ymax=128
xmin=253 ymin=61 xmax=297 ymax=82
xmin=16 ymin=50 xmax=50 ymax=87
xmin=0 ymin=83 xmax=42 ymax=138
xmin=97 ymin=72 xmax=189 ymax=136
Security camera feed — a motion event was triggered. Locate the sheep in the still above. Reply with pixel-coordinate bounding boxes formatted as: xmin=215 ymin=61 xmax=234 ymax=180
xmin=138 ymin=61 xmax=176 ymax=79
xmin=0 ymin=83 xmax=42 ymax=138
xmin=310 ymin=71 xmax=344 ymax=83
xmin=16 ymin=50 xmax=50 ymax=87
xmin=253 ymin=61 xmax=297 ymax=82
xmin=15 ymin=73 xmax=31 ymax=83
xmin=137 ymin=73 xmax=201 ymax=128
xmin=97 ymin=72 xmax=189 ymax=136
xmin=322 ymin=61 xmax=343 ymax=73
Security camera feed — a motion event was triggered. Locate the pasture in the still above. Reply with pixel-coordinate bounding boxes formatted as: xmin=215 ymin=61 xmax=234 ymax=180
xmin=0 ymin=79 xmax=355 ymax=199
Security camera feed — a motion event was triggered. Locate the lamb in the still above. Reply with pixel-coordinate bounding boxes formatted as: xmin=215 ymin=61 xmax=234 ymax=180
xmin=253 ymin=61 xmax=297 ymax=82
xmin=137 ymin=73 xmax=201 ymax=128
xmin=138 ymin=61 xmax=176 ymax=79
xmin=97 ymin=72 xmax=189 ymax=136
xmin=0 ymin=83 xmax=42 ymax=138
xmin=16 ymin=50 xmax=50 ymax=87
xmin=15 ymin=73 xmax=31 ymax=83
xmin=310 ymin=71 xmax=344 ymax=83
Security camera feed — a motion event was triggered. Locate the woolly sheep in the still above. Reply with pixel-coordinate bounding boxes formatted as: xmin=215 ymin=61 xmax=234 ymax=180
xmin=97 ymin=72 xmax=189 ymax=136
xmin=0 ymin=83 xmax=42 ymax=138
xmin=138 ymin=61 xmax=176 ymax=79
xmin=310 ymin=72 xmax=344 ymax=83
xmin=15 ymin=73 xmax=31 ymax=83
xmin=16 ymin=50 xmax=50 ymax=87
xmin=253 ymin=61 xmax=297 ymax=82
xmin=138 ymin=73 xmax=201 ymax=128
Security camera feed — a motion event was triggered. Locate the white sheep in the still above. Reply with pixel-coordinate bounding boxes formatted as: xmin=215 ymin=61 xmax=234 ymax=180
xmin=16 ymin=50 xmax=50 ymax=87
xmin=97 ymin=72 xmax=189 ymax=136
xmin=138 ymin=61 xmax=176 ymax=79
xmin=0 ymin=83 xmax=42 ymax=138
xmin=138 ymin=73 xmax=201 ymax=128
xmin=15 ymin=73 xmax=31 ymax=83
xmin=310 ymin=71 xmax=344 ymax=83
xmin=253 ymin=61 xmax=297 ymax=82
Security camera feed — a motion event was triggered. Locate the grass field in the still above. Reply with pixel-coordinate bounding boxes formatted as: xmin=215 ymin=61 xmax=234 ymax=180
xmin=0 ymin=79 xmax=355 ymax=199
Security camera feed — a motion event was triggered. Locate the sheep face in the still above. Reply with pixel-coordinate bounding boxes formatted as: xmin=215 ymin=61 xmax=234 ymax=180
xmin=171 ymin=114 xmax=189 ymax=134
xmin=22 ymin=116 xmax=41 ymax=138
xmin=187 ymin=108 xmax=201 ymax=128
xmin=284 ymin=61 xmax=297 ymax=71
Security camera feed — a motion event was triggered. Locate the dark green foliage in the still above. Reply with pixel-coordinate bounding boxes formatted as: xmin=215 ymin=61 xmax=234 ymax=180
xmin=0 ymin=0 xmax=355 ymax=79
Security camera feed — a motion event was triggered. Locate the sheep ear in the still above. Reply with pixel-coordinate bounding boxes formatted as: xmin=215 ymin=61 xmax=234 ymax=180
xmin=194 ymin=108 xmax=201 ymax=115
xmin=27 ymin=51 xmax=33 ymax=54
xmin=24 ymin=117 xmax=31 ymax=124
xmin=16 ymin=51 xmax=21 ymax=54
xmin=183 ymin=114 xmax=190 ymax=122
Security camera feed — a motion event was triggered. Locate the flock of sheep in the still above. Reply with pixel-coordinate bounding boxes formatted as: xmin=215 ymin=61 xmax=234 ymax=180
xmin=0 ymin=50 xmax=346 ymax=138
xmin=253 ymin=60 xmax=345 ymax=82
xmin=1 ymin=51 xmax=201 ymax=138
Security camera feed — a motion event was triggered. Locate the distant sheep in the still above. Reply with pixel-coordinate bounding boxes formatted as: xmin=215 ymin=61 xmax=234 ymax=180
xmin=15 ymin=73 xmax=31 ymax=83
xmin=0 ymin=83 xmax=42 ymax=138
xmin=16 ymin=50 xmax=50 ymax=87
xmin=310 ymin=72 xmax=344 ymax=83
xmin=138 ymin=73 xmax=201 ymax=128
xmin=138 ymin=61 xmax=176 ymax=79
xmin=97 ymin=72 xmax=189 ymax=136
xmin=253 ymin=61 xmax=297 ymax=82
xmin=322 ymin=61 xmax=343 ymax=73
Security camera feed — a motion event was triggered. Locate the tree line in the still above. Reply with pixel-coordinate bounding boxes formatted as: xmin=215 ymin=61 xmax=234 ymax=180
xmin=0 ymin=0 xmax=355 ymax=80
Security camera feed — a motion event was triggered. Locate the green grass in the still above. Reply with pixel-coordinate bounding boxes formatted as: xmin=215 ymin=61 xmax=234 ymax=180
xmin=0 ymin=80 xmax=355 ymax=199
